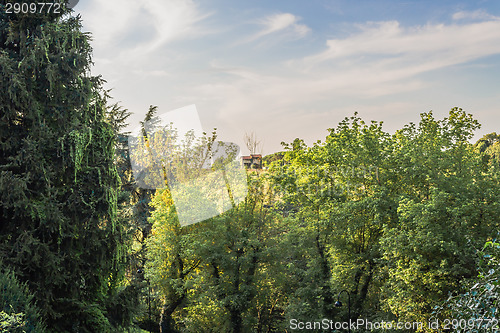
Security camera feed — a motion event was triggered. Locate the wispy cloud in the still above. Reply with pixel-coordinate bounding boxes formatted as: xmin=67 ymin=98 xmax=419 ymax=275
xmin=245 ymin=13 xmax=311 ymax=42
xmin=82 ymin=0 xmax=210 ymax=56
xmin=189 ymin=13 xmax=500 ymax=143
xmin=288 ymin=17 xmax=500 ymax=100
xmin=303 ymin=19 xmax=500 ymax=66
xmin=80 ymin=0 xmax=215 ymax=96
xmin=452 ymin=9 xmax=500 ymax=21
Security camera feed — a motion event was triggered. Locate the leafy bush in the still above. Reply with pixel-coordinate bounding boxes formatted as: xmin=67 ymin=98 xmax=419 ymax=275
xmin=433 ymin=238 xmax=500 ymax=332
xmin=0 ymin=311 xmax=26 ymax=331
xmin=0 ymin=264 xmax=45 ymax=332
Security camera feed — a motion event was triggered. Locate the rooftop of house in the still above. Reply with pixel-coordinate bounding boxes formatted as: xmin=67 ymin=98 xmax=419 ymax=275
xmin=241 ymin=154 xmax=262 ymax=159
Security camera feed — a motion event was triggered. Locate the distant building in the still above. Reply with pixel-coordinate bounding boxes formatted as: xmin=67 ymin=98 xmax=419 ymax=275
xmin=241 ymin=154 xmax=262 ymax=169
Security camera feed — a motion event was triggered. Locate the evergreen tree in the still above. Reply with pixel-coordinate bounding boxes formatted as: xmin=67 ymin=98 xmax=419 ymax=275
xmin=0 ymin=4 xmax=128 ymax=331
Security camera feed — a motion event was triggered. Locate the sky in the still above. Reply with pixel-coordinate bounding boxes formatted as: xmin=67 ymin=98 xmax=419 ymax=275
xmin=76 ymin=0 xmax=500 ymax=154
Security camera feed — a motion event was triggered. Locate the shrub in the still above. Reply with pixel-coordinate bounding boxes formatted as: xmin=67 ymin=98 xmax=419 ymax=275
xmin=433 ymin=238 xmax=500 ymax=332
xmin=0 ymin=263 xmax=45 ymax=332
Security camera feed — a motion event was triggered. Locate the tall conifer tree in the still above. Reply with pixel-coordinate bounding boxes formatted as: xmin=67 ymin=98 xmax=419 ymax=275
xmin=0 ymin=3 xmax=127 ymax=331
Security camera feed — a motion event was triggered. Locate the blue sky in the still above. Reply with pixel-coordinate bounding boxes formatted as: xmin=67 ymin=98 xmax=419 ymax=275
xmin=77 ymin=0 xmax=500 ymax=154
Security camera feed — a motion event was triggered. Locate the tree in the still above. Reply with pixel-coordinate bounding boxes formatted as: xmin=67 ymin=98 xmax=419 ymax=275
xmin=268 ymin=108 xmax=498 ymax=330
xmin=145 ymin=127 xmax=283 ymax=332
xmin=269 ymin=114 xmax=394 ymax=323
xmin=380 ymin=109 xmax=495 ymax=327
xmin=144 ymin=126 xmax=222 ymax=332
xmin=244 ymin=131 xmax=263 ymax=155
xmin=269 ymin=137 xmax=338 ymax=322
xmin=146 ymin=188 xmax=202 ymax=332
xmin=140 ymin=107 xmax=500 ymax=332
xmin=0 ymin=5 xmax=129 ymax=331
xmin=189 ymin=178 xmax=276 ymax=333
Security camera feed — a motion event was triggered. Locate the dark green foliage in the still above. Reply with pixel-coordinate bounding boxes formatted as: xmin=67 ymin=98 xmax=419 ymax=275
xmin=102 ymin=105 xmax=162 ymax=331
xmin=105 ymin=284 xmax=142 ymax=328
xmin=0 ymin=4 xmax=132 ymax=332
xmin=103 ymin=101 xmax=148 ymax=330
xmin=0 ymin=263 xmax=45 ymax=332
xmin=262 ymin=151 xmax=284 ymax=167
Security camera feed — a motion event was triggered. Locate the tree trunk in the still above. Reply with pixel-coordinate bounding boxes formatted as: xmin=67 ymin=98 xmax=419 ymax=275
xmin=353 ymin=261 xmax=375 ymax=318
xmin=315 ymin=233 xmax=334 ymax=317
xmin=159 ymin=294 xmax=185 ymax=333
xmin=229 ymin=309 xmax=243 ymax=333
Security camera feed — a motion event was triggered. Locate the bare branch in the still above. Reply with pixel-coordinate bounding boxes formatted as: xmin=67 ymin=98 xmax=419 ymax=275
xmin=244 ymin=131 xmax=262 ymax=155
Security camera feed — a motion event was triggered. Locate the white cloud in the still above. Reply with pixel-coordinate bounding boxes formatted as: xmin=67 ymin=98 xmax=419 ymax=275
xmin=303 ymin=19 xmax=500 ymax=66
xmin=452 ymin=9 xmax=499 ymax=21
xmin=202 ymin=16 xmax=500 ymax=115
xmin=247 ymin=13 xmax=311 ymax=42
xmin=79 ymin=0 xmax=214 ymax=100
xmin=288 ymin=17 xmax=500 ymax=100
xmin=260 ymin=13 xmax=297 ymax=34
xmin=81 ymin=0 xmax=210 ymax=56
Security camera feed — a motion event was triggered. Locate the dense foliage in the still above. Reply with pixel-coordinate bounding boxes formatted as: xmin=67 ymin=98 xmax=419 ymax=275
xmin=143 ymin=109 xmax=500 ymax=332
xmin=0 ymin=3 xmax=136 ymax=332
xmin=1 ymin=2 xmax=499 ymax=332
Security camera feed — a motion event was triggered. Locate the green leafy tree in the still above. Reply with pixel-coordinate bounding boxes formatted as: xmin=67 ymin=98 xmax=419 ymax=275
xmin=145 ymin=130 xmax=284 ymax=332
xmin=144 ymin=127 xmax=221 ymax=332
xmin=169 ymin=171 xmax=284 ymax=333
xmin=269 ymin=108 xmax=498 ymax=330
xmin=268 ymin=137 xmax=337 ymax=323
xmin=269 ymin=115 xmax=394 ymax=324
xmin=380 ymin=109 xmax=497 ymax=327
xmin=146 ymin=188 xmax=203 ymax=332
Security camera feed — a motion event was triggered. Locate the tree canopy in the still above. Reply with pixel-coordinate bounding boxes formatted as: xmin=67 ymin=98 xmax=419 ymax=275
xmin=1 ymin=3 xmax=499 ymax=332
